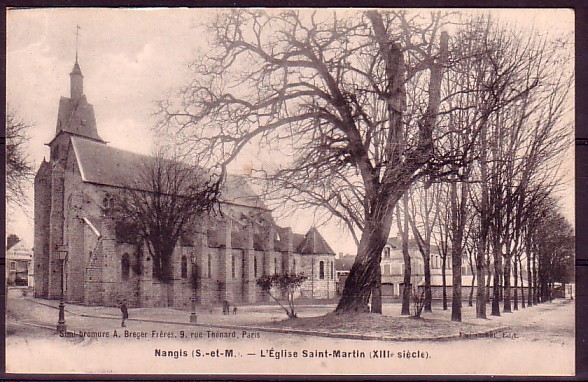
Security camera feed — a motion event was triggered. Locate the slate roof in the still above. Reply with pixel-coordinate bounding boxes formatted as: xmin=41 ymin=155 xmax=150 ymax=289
xmin=204 ymin=225 xmax=334 ymax=255
xmin=335 ymin=255 xmax=356 ymax=272
xmin=386 ymin=237 xmax=439 ymax=253
xmin=6 ymin=239 xmax=19 ymax=251
xmin=386 ymin=236 xmax=419 ymax=251
xmin=54 ymin=96 xmax=103 ymax=143
xmin=68 ymin=137 xmax=334 ymax=254
xmin=231 ymin=231 xmax=250 ymax=249
xmin=71 ymin=60 xmax=83 ymax=76
xmin=292 ymin=233 xmax=306 ymax=251
xmin=297 ymin=227 xmax=335 ymax=254
xmin=70 ymin=137 xmax=266 ymax=209
xmin=35 ymin=159 xmax=51 ymax=182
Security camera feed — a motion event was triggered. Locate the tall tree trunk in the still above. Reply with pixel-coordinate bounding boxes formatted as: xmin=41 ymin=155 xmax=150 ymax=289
xmin=527 ymin=240 xmax=533 ymax=307
xmin=533 ymin=251 xmax=538 ymax=304
xmin=337 ymin=11 xmax=410 ymax=315
xmin=353 ymin=13 xmax=446 ymax=317
xmin=423 ymin=248 xmax=432 ymax=312
xmin=469 ymin=251 xmax=475 ymax=307
xmin=499 ymin=271 xmax=503 ymax=302
xmin=336 ymin=217 xmax=393 ymax=313
xmin=476 ymin=225 xmax=489 ymax=318
xmin=519 ymin=255 xmax=526 ymax=308
xmin=486 ymin=255 xmax=492 ymax=305
xmin=476 ymin=116 xmax=490 ymax=319
xmin=401 ymin=195 xmax=412 ymax=316
xmin=450 ymin=181 xmax=463 ymax=322
xmin=503 ymin=251 xmax=512 ymax=313
xmin=335 ymin=11 xmax=418 ymax=313
xmin=371 ymin=266 xmax=382 ymax=313
xmin=513 ymin=256 xmax=518 ymax=310
xmin=451 ymin=248 xmax=462 ymax=321
xmin=442 ymin=255 xmax=448 ymax=310
xmin=491 ymin=221 xmax=502 ymax=316
xmin=476 ymin=245 xmax=487 ymax=318
xmin=469 ymin=272 xmax=476 ymax=307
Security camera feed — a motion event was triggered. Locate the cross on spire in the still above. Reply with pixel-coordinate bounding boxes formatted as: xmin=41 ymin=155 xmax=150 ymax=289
xmin=75 ymin=25 xmax=81 ymax=62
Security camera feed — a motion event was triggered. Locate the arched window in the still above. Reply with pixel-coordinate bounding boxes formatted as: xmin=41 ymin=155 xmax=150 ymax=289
xmin=331 ymin=261 xmax=334 ymax=279
xmin=383 ymin=247 xmax=391 ymax=259
xmin=232 ymin=255 xmax=236 ymax=278
xmin=207 ymin=254 xmax=212 ymax=278
xmin=292 ymin=259 xmax=296 ymax=274
xmin=254 ymin=256 xmax=258 ymax=278
xmin=319 ymin=261 xmax=325 ymax=279
xmin=181 ymin=256 xmax=188 ymax=279
xmin=121 ymin=253 xmax=130 ymax=281
xmin=274 ymin=258 xmax=278 ymax=274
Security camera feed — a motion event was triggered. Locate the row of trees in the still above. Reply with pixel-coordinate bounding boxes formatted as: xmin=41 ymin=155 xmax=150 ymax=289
xmin=397 ymin=179 xmax=574 ymax=321
xmin=155 ymin=10 xmax=573 ymax=316
xmin=396 ymin=14 xmax=574 ymax=320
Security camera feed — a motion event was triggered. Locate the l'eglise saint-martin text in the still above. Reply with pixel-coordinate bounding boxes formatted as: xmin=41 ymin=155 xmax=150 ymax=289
xmin=260 ymin=349 xmax=366 ymax=359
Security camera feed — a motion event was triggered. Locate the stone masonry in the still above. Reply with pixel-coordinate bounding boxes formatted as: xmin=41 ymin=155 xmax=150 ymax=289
xmin=34 ymin=57 xmax=337 ymax=308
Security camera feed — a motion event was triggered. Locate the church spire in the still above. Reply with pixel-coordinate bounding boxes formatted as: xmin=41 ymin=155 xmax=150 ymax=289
xmin=70 ymin=25 xmax=83 ymax=100
xmin=48 ymin=25 xmax=105 ymax=145
xmin=75 ymin=25 xmax=80 ymax=63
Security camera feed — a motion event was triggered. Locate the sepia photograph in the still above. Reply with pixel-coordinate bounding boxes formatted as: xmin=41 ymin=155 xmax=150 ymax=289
xmin=5 ymin=7 xmax=575 ymax=376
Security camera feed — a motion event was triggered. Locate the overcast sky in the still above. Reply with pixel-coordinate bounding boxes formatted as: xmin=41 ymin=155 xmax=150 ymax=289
xmin=6 ymin=8 xmax=574 ymax=254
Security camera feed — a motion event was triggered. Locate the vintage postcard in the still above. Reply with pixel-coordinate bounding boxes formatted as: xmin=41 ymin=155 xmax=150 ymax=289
xmin=5 ymin=7 xmax=575 ymax=376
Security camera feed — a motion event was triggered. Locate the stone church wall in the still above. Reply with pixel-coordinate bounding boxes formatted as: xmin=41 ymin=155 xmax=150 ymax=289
xmin=35 ymin=139 xmax=337 ymax=309
xmin=33 ymin=162 xmax=51 ymax=298
xmin=298 ymin=254 xmax=337 ymax=299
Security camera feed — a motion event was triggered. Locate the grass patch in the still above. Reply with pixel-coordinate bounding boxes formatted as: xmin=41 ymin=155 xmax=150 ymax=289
xmin=260 ymin=312 xmax=502 ymax=339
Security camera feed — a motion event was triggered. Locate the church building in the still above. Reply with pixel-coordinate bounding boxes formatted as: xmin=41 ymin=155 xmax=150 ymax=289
xmin=34 ymin=58 xmax=337 ymax=308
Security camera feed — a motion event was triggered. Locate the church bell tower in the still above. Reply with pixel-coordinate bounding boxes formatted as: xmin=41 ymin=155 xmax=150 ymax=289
xmin=44 ymin=34 xmax=105 ymax=300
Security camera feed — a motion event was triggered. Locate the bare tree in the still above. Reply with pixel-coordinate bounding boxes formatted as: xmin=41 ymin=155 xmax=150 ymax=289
xmin=396 ymin=193 xmax=412 ymax=316
xmin=6 ymin=106 xmax=34 ymax=209
xmin=407 ymin=181 xmax=441 ymax=313
xmin=115 ymin=150 xmax=220 ymax=287
xmin=156 ymin=10 xmax=451 ymax=313
xmin=464 ymin=224 xmax=477 ymax=307
xmin=434 ymin=185 xmax=451 ymax=311
xmin=155 ymin=10 xmax=571 ymax=315
xmin=451 ymin=15 xmax=573 ymax=318
xmin=530 ymin=197 xmax=574 ymax=302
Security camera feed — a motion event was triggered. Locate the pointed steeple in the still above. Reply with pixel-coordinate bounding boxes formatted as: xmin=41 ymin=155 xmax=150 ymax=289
xmin=70 ymin=57 xmax=84 ymax=100
xmin=47 ymin=25 xmax=104 ymax=147
xmin=70 ymin=25 xmax=83 ymax=100
xmin=50 ymin=52 xmax=104 ymax=145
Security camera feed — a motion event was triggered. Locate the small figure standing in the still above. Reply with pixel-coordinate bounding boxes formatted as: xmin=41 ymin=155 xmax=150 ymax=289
xmin=232 ymin=305 xmax=238 ymax=315
xmin=222 ymin=300 xmax=230 ymax=315
xmin=120 ymin=301 xmax=128 ymax=327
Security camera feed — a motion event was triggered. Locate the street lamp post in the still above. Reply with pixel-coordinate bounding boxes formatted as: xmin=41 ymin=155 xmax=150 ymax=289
xmin=190 ymin=254 xmax=198 ymax=323
xmin=56 ymin=250 xmax=68 ymax=333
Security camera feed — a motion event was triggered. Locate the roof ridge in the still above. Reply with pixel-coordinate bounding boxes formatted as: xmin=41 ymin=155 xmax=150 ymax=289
xmin=71 ymin=138 xmax=268 ymax=210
